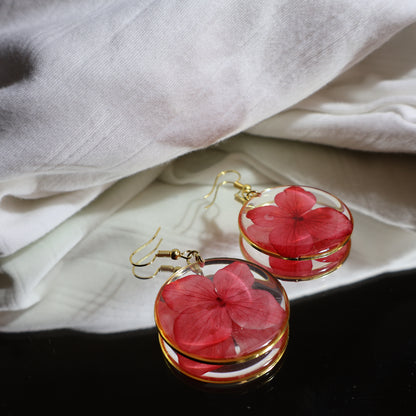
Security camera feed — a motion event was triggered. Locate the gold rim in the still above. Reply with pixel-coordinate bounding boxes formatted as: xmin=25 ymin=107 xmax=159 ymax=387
xmin=159 ymin=328 xmax=289 ymax=385
xmin=154 ymin=257 xmax=290 ymax=365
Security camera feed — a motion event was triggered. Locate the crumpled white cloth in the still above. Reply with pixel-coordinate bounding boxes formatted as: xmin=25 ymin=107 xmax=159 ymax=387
xmin=0 ymin=1 xmax=416 ymax=332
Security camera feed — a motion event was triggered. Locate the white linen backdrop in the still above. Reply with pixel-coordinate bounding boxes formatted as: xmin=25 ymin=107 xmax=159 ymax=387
xmin=0 ymin=0 xmax=415 ymax=332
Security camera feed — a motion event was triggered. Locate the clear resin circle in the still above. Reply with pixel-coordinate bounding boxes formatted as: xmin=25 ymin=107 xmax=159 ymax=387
xmin=239 ymin=185 xmax=353 ymax=260
xmin=154 ymin=258 xmax=289 ymax=370
xmin=239 ymin=185 xmax=353 ymax=259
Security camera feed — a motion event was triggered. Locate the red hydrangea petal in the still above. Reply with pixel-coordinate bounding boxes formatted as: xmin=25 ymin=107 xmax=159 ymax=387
xmin=316 ymin=241 xmax=350 ymax=263
xmin=227 ymin=288 xmax=285 ymax=330
xmin=232 ymin=324 xmax=284 ymax=356
xmin=155 ymin=300 xmax=178 ymax=342
xmin=213 ymin=268 xmax=252 ymax=308
xmin=221 ymin=261 xmax=255 ymax=288
xmin=174 ymin=304 xmax=233 ymax=352
xmin=177 ymin=353 xmax=223 ymax=377
xmin=274 ymin=186 xmax=316 ymax=217
xmin=269 ymin=219 xmax=314 ymax=258
xmin=192 ymin=335 xmax=237 ymax=360
xmin=245 ymin=224 xmax=275 ymax=252
xmin=303 ymin=207 xmax=353 ymax=253
xmin=269 ymin=256 xmax=313 ymax=278
xmin=246 ymin=205 xmax=285 ymax=227
xmin=162 ymin=274 xmax=216 ymax=313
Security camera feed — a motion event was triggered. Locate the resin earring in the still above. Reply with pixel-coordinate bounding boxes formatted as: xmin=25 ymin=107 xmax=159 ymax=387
xmin=204 ymin=170 xmax=354 ymax=281
xmin=129 ymin=228 xmax=289 ymax=385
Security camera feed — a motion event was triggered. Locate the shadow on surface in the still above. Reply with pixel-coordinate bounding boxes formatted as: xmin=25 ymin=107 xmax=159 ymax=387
xmin=0 ymin=46 xmax=34 ymax=89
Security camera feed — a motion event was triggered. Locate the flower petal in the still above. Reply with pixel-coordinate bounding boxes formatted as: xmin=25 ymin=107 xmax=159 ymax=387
xmin=303 ymin=207 xmax=353 ymax=253
xmin=227 ymin=288 xmax=286 ymax=330
xmin=191 ymin=335 xmax=237 ymax=360
xmin=269 ymin=256 xmax=313 ymax=278
xmin=269 ymin=219 xmax=314 ymax=258
xmin=232 ymin=324 xmax=284 ymax=356
xmin=274 ymin=186 xmax=316 ymax=217
xmin=162 ymin=274 xmax=216 ymax=313
xmin=174 ymin=304 xmax=233 ymax=352
xmin=245 ymin=224 xmax=275 ymax=252
xmin=155 ymin=300 xmax=178 ymax=341
xmin=316 ymin=240 xmax=350 ymax=263
xmin=177 ymin=353 xmax=223 ymax=377
xmin=213 ymin=268 xmax=252 ymax=308
xmin=221 ymin=261 xmax=255 ymax=288
xmin=246 ymin=205 xmax=284 ymax=227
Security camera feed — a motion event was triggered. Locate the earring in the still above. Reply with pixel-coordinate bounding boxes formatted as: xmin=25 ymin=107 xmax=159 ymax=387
xmin=129 ymin=228 xmax=289 ymax=385
xmin=204 ymin=170 xmax=354 ymax=281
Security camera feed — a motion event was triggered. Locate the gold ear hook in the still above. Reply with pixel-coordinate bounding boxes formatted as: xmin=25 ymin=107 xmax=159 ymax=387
xmin=129 ymin=226 xmax=163 ymax=268
xmin=132 ymin=264 xmax=182 ymax=280
xmin=129 ymin=228 xmax=204 ymax=279
xmin=203 ymin=169 xmax=260 ymax=207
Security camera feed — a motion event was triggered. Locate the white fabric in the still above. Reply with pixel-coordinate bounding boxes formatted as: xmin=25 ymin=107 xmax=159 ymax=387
xmin=247 ymin=23 xmax=416 ymax=153
xmin=1 ymin=1 xmax=416 ymax=332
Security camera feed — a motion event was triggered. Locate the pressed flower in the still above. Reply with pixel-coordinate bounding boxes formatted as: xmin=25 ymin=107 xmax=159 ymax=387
xmin=246 ymin=186 xmax=353 ymax=259
xmin=175 ymin=327 xmax=287 ymax=378
xmin=177 ymin=352 xmax=223 ymax=377
xmin=268 ymin=238 xmax=351 ymax=278
xmin=157 ymin=261 xmax=286 ymax=361
xmin=246 ymin=224 xmax=275 ymax=252
xmin=268 ymin=256 xmax=313 ymax=278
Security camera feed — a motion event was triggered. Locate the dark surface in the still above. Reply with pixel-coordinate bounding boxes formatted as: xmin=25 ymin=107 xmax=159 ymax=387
xmin=1 ymin=269 xmax=415 ymax=416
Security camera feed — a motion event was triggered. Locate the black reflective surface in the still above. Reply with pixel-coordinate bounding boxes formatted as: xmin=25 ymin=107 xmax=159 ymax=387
xmin=1 ymin=270 xmax=415 ymax=415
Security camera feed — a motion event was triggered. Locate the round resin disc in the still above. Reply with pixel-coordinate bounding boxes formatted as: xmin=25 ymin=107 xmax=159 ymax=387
xmin=239 ymin=185 xmax=353 ymax=260
xmin=154 ymin=258 xmax=289 ymax=365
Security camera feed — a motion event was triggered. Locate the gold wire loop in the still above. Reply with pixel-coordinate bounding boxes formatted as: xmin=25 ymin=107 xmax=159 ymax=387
xmin=203 ymin=170 xmax=260 ymax=207
xmin=129 ymin=228 xmax=204 ymax=279
xmin=181 ymin=250 xmax=204 ymax=265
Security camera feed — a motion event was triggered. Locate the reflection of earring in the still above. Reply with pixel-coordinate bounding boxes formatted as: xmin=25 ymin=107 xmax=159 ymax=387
xmin=130 ymin=228 xmax=289 ymax=385
xmin=204 ymin=170 xmax=354 ymax=281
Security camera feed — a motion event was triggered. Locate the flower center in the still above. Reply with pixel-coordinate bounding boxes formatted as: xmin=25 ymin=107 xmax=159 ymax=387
xmin=216 ymin=297 xmax=226 ymax=307
xmin=293 ymin=215 xmax=304 ymax=221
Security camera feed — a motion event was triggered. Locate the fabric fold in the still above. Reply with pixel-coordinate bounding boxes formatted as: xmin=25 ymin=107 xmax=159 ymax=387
xmin=247 ymin=22 xmax=416 ymax=153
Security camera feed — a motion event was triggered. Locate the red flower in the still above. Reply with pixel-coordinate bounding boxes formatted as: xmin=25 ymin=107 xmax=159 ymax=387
xmin=269 ymin=256 xmax=313 ymax=278
xmin=246 ymin=186 xmax=352 ymax=258
xmin=268 ymin=240 xmax=351 ymax=278
xmin=156 ymin=262 xmax=286 ymax=364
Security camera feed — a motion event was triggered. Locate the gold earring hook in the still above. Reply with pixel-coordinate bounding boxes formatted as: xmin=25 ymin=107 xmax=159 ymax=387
xmin=203 ymin=170 xmax=240 ymax=208
xmin=129 ymin=227 xmax=204 ymax=279
xmin=203 ymin=169 xmax=260 ymax=207
xmin=129 ymin=226 xmax=163 ymax=268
